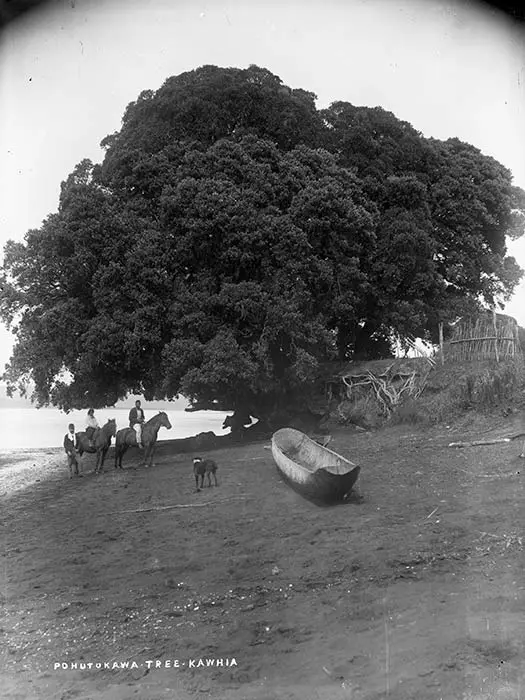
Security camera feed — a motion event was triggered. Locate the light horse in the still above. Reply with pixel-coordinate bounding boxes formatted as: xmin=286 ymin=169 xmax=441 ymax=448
xmin=114 ymin=411 xmax=172 ymax=469
xmin=76 ymin=419 xmax=117 ymax=474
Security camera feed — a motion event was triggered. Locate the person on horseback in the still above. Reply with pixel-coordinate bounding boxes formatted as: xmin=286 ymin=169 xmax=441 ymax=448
xmin=85 ymin=408 xmax=100 ymax=448
xmin=129 ymin=400 xmax=145 ymax=449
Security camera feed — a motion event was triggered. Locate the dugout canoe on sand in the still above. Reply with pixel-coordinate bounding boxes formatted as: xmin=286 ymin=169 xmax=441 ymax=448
xmin=271 ymin=428 xmax=361 ymax=505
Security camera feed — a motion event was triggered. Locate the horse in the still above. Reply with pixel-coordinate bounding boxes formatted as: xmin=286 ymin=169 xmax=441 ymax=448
xmin=76 ymin=419 xmax=117 ymax=474
xmin=114 ymin=411 xmax=172 ymax=469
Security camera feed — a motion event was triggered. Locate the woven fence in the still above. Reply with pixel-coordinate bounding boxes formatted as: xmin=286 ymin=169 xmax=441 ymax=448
xmin=445 ymin=312 xmax=519 ymax=362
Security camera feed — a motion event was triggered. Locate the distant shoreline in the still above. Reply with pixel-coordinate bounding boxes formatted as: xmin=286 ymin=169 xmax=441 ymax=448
xmin=0 ymin=386 xmax=195 ymax=411
xmin=0 ymin=407 xmax=231 ymax=451
xmin=0 ymin=401 xmax=195 ymax=411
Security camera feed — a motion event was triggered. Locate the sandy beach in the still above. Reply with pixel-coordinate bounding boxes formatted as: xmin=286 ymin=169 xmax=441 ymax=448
xmin=2 ymin=415 xmax=525 ymax=699
xmin=0 ymin=448 xmax=65 ymax=497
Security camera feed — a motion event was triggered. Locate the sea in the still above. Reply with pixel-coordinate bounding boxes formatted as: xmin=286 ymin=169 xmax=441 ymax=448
xmin=0 ymin=406 xmax=232 ymax=451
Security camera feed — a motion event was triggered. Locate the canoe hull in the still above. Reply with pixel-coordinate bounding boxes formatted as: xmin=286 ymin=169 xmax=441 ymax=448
xmin=276 ymin=462 xmax=361 ymax=505
xmin=271 ymin=428 xmax=360 ymax=505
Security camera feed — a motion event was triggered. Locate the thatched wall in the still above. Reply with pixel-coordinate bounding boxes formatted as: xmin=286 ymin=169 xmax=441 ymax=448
xmin=446 ymin=312 xmax=519 ymax=362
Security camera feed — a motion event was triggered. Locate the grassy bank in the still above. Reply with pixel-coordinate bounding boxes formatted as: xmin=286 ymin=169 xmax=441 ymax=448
xmin=396 ymin=358 xmax=525 ymax=425
xmin=335 ymin=358 xmax=525 ymax=429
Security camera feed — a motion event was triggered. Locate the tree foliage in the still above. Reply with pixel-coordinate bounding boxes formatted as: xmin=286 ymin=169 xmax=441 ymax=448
xmin=1 ymin=65 xmax=524 ymax=418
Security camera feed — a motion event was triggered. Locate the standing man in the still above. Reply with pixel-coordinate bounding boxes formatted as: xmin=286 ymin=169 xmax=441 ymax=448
xmin=129 ymin=400 xmax=145 ymax=449
xmin=64 ymin=423 xmax=82 ymax=479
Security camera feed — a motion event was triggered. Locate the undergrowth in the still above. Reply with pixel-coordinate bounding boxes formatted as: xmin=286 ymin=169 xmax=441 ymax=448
xmin=336 ymin=394 xmax=384 ymax=429
xmin=334 ymin=359 xmax=525 ymax=428
xmin=393 ymin=359 xmax=525 ymax=425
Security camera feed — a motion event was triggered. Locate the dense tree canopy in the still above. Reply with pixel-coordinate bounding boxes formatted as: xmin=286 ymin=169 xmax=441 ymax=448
xmin=1 ymin=65 xmax=524 ymax=419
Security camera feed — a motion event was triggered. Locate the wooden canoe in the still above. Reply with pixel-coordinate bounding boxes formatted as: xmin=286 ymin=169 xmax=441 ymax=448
xmin=271 ymin=428 xmax=360 ymax=505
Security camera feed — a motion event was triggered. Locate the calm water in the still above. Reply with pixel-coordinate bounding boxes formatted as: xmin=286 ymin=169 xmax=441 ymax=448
xmin=0 ymin=407 xmax=231 ymax=450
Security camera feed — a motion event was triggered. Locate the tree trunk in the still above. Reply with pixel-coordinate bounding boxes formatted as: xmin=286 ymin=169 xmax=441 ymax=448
xmin=353 ymin=321 xmax=393 ymax=360
xmin=255 ymin=406 xmax=325 ymax=435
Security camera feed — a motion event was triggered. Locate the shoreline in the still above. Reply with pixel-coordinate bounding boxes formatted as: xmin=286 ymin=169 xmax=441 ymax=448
xmin=0 ymin=450 xmax=62 ymax=498
xmin=0 ymin=405 xmax=233 ymax=452
xmin=0 ymin=430 xmax=269 ymax=499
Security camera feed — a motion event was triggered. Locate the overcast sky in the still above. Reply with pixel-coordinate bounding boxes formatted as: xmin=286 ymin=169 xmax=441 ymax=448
xmin=0 ymin=0 xmax=524 ymax=371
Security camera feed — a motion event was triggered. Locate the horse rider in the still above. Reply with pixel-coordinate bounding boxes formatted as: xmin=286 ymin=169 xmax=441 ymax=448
xmin=85 ymin=408 xmax=100 ymax=448
xmin=129 ymin=400 xmax=145 ymax=448
xmin=63 ymin=423 xmax=82 ymax=478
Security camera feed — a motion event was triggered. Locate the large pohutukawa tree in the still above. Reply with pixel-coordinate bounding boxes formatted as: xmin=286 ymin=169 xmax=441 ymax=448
xmin=0 ymin=135 xmax=378 ymax=421
xmin=1 ymin=65 xmax=524 ymax=424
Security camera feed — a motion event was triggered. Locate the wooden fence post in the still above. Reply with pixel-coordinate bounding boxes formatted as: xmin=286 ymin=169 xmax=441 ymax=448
xmin=439 ymin=322 xmax=444 ymax=365
xmin=493 ymin=309 xmax=499 ymax=362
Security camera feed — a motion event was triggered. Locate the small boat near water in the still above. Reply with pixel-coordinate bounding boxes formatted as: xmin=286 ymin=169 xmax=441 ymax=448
xmin=271 ymin=428 xmax=360 ymax=505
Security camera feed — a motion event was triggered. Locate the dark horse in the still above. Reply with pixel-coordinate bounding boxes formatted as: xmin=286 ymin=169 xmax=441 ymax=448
xmin=114 ymin=411 xmax=172 ymax=469
xmin=76 ymin=419 xmax=117 ymax=474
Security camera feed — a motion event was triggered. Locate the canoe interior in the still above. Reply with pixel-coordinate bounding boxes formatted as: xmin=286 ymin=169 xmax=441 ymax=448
xmin=272 ymin=428 xmax=356 ymax=475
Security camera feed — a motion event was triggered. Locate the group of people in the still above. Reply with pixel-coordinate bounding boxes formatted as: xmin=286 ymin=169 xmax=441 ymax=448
xmin=63 ymin=400 xmax=147 ymax=474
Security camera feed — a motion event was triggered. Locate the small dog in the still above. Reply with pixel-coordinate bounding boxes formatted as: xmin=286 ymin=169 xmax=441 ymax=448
xmin=193 ymin=457 xmax=219 ymax=490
